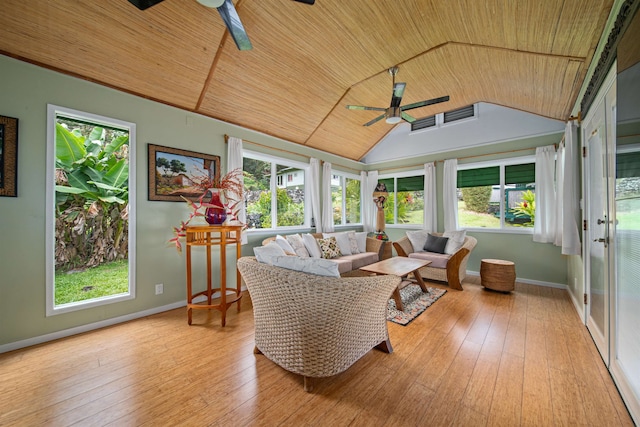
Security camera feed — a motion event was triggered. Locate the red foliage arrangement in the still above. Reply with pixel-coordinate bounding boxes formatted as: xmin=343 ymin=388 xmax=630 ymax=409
xmin=168 ymin=168 xmax=245 ymax=252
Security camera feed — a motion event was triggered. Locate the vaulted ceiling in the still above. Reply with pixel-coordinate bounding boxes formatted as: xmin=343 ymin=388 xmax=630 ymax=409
xmin=0 ymin=0 xmax=613 ymax=161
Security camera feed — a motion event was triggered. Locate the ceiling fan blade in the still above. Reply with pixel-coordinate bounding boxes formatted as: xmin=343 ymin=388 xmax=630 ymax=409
xmin=400 ymin=95 xmax=450 ymax=111
xmin=292 ymin=0 xmax=315 ymax=4
xmin=401 ymin=112 xmax=416 ymax=123
xmin=363 ymin=114 xmax=386 ymax=127
xmin=390 ymin=83 xmax=406 ymax=108
xmin=346 ymin=105 xmax=386 ymax=111
xmin=127 ymin=0 xmax=165 ymax=10
xmin=217 ymin=0 xmax=253 ymax=50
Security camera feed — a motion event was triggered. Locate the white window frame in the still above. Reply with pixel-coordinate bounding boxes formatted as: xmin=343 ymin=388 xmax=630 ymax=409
xmin=243 ymin=150 xmax=311 ymax=233
xmin=331 ymin=170 xmax=363 ymax=227
xmin=378 ymin=169 xmax=425 ymax=228
xmin=45 ymin=105 xmax=136 ymax=316
xmin=457 ymin=155 xmax=535 ymax=234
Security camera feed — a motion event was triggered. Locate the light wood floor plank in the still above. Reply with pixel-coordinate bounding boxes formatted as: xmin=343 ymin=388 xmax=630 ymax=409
xmin=0 ymin=280 xmax=633 ymax=426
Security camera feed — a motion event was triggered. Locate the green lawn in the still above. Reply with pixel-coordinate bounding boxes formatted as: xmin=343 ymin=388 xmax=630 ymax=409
xmin=55 ymin=260 xmax=129 ymax=305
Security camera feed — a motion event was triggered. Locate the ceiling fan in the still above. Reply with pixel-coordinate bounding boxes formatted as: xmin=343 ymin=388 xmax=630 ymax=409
xmin=127 ymin=0 xmax=314 ymax=51
xmin=346 ymin=67 xmax=450 ymax=126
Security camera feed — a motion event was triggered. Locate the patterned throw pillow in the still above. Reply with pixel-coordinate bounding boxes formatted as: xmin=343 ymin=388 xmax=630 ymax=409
xmin=286 ymin=234 xmax=310 ymax=257
xmin=317 ymin=236 xmax=342 ymax=259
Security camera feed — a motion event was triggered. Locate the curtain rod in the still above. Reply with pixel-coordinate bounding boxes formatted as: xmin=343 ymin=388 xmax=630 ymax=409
xmin=225 ymin=134 xmax=362 ymax=173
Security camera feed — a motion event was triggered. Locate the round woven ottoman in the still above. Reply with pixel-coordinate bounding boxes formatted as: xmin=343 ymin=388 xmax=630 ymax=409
xmin=480 ymin=259 xmax=515 ymax=292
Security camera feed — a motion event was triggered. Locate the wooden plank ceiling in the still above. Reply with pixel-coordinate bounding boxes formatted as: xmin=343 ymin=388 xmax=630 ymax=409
xmin=0 ymin=0 xmax=613 ymax=161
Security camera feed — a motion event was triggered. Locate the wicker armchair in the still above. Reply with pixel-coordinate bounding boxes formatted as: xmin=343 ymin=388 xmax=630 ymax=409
xmin=237 ymin=256 xmax=400 ymax=392
xmin=393 ymin=233 xmax=477 ymax=291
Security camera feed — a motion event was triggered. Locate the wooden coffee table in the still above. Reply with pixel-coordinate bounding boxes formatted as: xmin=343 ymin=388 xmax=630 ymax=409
xmin=360 ymin=258 xmax=432 ymax=311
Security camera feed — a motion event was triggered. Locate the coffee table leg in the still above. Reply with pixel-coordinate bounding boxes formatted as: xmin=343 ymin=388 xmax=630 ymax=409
xmin=393 ymin=288 xmax=404 ymax=311
xmin=413 ymin=270 xmax=429 ymax=294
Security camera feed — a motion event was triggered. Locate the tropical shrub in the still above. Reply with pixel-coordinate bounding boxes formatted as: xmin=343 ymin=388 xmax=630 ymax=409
xmin=461 ymin=186 xmax=492 ymax=213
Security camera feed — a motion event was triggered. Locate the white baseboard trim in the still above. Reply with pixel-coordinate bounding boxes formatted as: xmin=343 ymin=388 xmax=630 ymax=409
xmin=0 ymin=301 xmax=186 ymax=354
xmin=466 ymin=270 xmax=568 ymax=290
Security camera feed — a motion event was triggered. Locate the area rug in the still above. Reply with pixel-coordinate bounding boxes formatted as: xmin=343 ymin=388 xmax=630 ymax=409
xmin=387 ymin=284 xmax=447 ymax=326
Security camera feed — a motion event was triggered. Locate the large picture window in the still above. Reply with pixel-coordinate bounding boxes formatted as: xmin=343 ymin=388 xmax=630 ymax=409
xmin=46 ymin=105 xmax=136 ymax=315
xmin=331 ymin=172 xmax=361 ymax=226
xmin=243 ymin=151 xmax=309 ymax=230
xmin=457 ymin=157 xmax=535 ymax=230
xmin=378 ymin=171 xmax=425 ymax=226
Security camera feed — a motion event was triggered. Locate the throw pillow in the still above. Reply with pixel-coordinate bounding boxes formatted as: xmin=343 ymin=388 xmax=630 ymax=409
xmin=322 ymin=232 xmax=352 ymax=255
xmin=443 ymin=230 xmax=467 ymax=255
xmin=347 ymin=231 xmax=360 ymax=254
xmin=286 ymin=234 xmax=310 ymax=257
xmin=271 ymin=255 xmax=340 ymax=277
xmin=302 ymin=233 xmax=322 ymax=258
xmin=406 ymin=229 xmax=430 ymax=252
xmin=355 ymin=232 xmax=368 ymax=253
xmin=423 ymin=233 xmax=449 ymax=254
xmin=275 ymin=235 xmax=295 ymax=254
xmin=253 ymin=242 xmax=286 ymax=265
xmin=317 ymin=236 xmax=342 ymax=259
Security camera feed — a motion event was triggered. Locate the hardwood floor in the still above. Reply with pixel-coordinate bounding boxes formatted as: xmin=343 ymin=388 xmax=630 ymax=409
xmin=0 ymin=276 xmax=634 ymax=426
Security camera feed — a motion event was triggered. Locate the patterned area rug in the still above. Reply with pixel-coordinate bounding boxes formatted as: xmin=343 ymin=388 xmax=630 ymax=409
xmin=387 ymin=284 xmax=447 ymax=326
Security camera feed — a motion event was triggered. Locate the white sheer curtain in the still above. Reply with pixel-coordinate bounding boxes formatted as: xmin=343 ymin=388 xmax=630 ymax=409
xmin=443 ymin=159 xmax=458 ymax=232
xmin=321 ymin=161 xmax=334 ymax=232
xmin=554 ymin=141 xmax=565 ymax=247
xmin=533 ymin=145 xmax=557 ymax=243
xmin=309 ymin=158 xmax=322 ymax=232
xmin=424 ymin=162 xmax=437 ymax=232
xmin=560 ymin=122 xmax=582 ymax=254
xmin=226 ymin=136 xmax=247 ymax=244
xmin=362 ymin=170 xmax=378 ymax=232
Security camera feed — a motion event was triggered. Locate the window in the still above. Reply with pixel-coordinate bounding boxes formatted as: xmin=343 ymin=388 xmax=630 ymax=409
xmin=330 ymin=172 xmax=361 ymax=226
xmin=46 ymin=105 xmax=136 ymax=315
xmin=243 ymin=151 xmax=309 ymax=230
xmin=412 ymin=104 xmax=477 ymax=132
xmin=457 ymin=157 xmax=535 ymax=230
xmin=378 ymin=171 xmax=425 ymax=225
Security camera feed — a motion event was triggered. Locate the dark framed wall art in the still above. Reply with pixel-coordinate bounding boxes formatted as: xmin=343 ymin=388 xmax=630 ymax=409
xmin=0 ymin=115 xmax=18 ymax=197
xmin=148 ymin=143 xmax=221 ymax=202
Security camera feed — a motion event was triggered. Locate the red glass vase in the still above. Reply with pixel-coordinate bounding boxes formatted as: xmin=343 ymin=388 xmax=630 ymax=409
xmin=203 ymin=188 xmax=227 ymax=225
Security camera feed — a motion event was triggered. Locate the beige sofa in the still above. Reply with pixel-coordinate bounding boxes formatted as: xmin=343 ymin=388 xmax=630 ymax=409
xmin=393 ymin=232 xmax=477 ymax=290
xmin=237 ymin=256 xmax=400 ymax=392
xmin=262 ymin=232 xmax=384 ymax=276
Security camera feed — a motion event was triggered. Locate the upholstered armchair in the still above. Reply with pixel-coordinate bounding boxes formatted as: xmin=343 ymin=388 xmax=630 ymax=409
xmin=393 ymin=232 xmax=477 ymax=290
xmin=237 ymin=256 xmax=400 ymax=392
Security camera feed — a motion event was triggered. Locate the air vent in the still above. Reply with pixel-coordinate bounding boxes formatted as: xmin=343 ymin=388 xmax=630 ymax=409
xmin=411 ymin=115 xmax=436 ymax=131
xmin=444 ymin=105 xmax=475 ymax=123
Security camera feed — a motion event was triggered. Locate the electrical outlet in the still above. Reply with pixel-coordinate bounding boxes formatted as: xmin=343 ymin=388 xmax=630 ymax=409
xmin=155 ymin=283 xmax=163 ymax=295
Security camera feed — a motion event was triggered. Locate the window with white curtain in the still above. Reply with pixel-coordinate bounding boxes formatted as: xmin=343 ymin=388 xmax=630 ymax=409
xmin=242 ymin=150 xmax=310 ymax=230
xmin=330 ymin=172 xmax=362 ymax=226
xmin=377 ymin=170 xmax=425 ymax=226
xmin=457 ymin=156 xmax=536 ymax=231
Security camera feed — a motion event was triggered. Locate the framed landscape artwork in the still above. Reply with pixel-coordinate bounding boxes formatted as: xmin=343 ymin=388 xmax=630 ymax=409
xmin=0 ymin=115 xmax=18 ymax=197
xmin=148 ymin=143 xmax=220 ymax=202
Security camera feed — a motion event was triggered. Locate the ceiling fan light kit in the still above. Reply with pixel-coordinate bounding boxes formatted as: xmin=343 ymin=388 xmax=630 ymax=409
xmin=347 ymin=67 xmax=450 ymax=126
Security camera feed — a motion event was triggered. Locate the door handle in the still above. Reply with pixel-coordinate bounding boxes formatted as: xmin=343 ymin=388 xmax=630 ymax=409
xmin=594 ymin=238 xmax=606 ymax=243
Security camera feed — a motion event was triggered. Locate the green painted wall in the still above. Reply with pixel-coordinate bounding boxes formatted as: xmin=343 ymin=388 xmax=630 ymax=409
xmin=0 ymin=54 xmax=568 ymax=348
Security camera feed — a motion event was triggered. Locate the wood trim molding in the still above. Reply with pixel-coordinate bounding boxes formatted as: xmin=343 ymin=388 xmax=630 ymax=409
xmin=581 ymin=0 xmax=640 ymax=116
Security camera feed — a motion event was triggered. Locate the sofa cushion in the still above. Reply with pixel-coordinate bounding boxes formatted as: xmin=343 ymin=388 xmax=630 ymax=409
xmin=406 ymin=229 xmax=430 ymax=253
xmin=275 ymin=235 xmax=296 ymax=254
xmin=443 ymin=230 xmax=467 ymax=255
xmin=424 ymin=233 xmax=448 ymax=254
xmin=355 ymin=232 xmax=368 ymax=253
xmin=329 ymin=258 xmax=354 ymax=274
xmin=271 ymin=255 xmax=340 ymax=277
xmin=347 ymin=231 xmax=360 ymax=254
xmin=409 ymin=251 xmax=451 ymax=269
xmin=318 ymin=236 xmax=342 ymax=259
xmin=302 ymin=233 xmax=322 ymax=258
xmin=339 ymin=252 xmax=378 ymax=270
xmin=254 ymin=242 xmax=286 ymax=265
xmin=286 ymin=233 xmax=310 ymax=257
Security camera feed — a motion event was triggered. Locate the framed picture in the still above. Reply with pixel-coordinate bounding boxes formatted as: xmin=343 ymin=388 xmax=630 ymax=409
xmin=148 ymin=143 xmax=220 ymax=202
xmin=0 ymin=115 xmax=18 ymax=197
